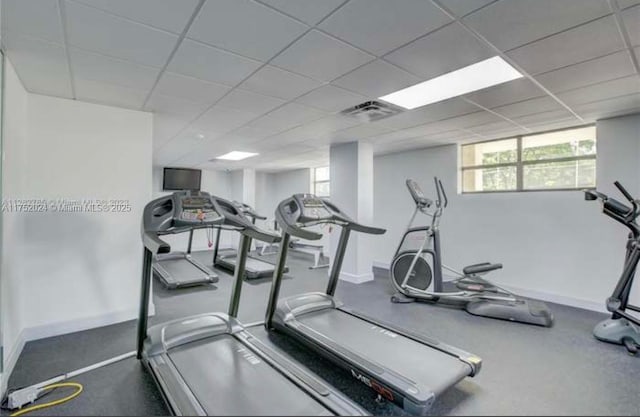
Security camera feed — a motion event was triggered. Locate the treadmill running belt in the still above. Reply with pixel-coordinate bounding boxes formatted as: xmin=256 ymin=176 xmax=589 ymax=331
xmin=295 ymin=309 xmax=472 ymax=396
xmin=168 ymin=336 xmax=333 ymax=416
xmin=156 ymin=258 xmax=210 ymax=285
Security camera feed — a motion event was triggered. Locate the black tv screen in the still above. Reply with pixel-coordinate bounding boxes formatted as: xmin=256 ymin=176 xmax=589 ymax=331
xmin=163 ymin=167 xmax=202 ymax=191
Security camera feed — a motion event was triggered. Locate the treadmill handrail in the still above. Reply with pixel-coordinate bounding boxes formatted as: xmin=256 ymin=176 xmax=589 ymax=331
xmin=214 ymin=197 xmax=281 ymax=244
xmin=232 ymin=200 xmax=268 ymax=221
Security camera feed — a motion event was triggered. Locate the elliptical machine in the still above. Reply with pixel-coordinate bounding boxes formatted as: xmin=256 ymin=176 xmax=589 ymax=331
xmin=585 ymin=181 xmax=640 ymax=354
xmin=390 ymin=177 xmax=554 ymax=327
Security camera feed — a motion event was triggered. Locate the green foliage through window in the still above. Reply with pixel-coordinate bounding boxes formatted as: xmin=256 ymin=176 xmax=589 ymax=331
xmin=461 ymin=126 xmax=596 ymax=193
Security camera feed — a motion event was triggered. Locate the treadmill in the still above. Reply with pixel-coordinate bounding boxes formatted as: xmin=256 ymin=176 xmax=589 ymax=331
xmin=137 ymin=191 xmax=367 ymax=416
xmin=265 ymin=194 xmax=482 ymax=415
xmin=152 ymin=192 xmax=218 ymax=289
xmin=213 ymin=201 xmax=289 ymax=279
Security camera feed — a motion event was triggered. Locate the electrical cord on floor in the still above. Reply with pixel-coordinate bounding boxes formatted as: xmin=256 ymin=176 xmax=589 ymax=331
xmin=9 ymin=382 xmax=83 ymax=416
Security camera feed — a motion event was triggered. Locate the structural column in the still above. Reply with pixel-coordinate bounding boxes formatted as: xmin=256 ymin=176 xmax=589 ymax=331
xmin=242 ymin=168 xmax=256 ymax=208
xmin=329 ymin=141 xmax=375 ymax=283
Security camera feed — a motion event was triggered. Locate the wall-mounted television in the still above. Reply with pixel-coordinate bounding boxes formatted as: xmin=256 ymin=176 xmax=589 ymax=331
xmin=163 ymin=167 xmax=202 ymax=191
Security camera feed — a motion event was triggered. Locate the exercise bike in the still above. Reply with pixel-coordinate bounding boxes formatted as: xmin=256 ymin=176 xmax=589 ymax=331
xmin=585 ymin=181 xmax=640 ymax=355
xmin=390 ymin=177 xmax=554 ymax=327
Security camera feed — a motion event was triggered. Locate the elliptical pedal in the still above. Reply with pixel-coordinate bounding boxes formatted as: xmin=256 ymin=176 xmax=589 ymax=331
xmin=622 ymin=337 xmax=639 ymax=355
xmin=391 ymin=292 xmax=416 ymax=304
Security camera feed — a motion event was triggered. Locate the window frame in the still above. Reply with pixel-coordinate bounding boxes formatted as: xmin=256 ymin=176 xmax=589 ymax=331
xmin=312 ymin=166 xmax=330 ymax=198
xmin=460 ymin=124 xmax=597 ymax=194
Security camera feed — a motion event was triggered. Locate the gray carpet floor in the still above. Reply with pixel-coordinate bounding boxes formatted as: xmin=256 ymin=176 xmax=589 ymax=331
xmin=3 ymin=249 xmax=640 ymax=416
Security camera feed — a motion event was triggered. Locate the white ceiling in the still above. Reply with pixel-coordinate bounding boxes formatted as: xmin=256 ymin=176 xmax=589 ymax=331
xmin=2 ymin=0 xmax=640 ymax=172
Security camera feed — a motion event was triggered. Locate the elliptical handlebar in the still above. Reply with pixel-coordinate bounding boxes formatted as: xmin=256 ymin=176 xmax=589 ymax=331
xmin=437 ymin=177 xmax=448 ymax=208
xmin=615 ymin=181 xmax=634 ymax=203
xmin=585 ymin=182 xmax=640 ymax=236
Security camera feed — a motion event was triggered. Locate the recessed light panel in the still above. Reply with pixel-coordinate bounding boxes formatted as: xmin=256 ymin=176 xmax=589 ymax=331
xmin=379 ymin=56 xmax=523 ymax=110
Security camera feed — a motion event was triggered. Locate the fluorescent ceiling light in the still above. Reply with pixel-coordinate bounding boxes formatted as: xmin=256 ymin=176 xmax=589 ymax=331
xmin=379 ymin=56 xmax=523 ymax=110
xmin=215 ymin=151 xmax=259 ymax=161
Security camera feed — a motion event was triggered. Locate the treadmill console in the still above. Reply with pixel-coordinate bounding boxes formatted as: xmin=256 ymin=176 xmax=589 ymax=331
xmin=299 ymin=195 xmax=332 ymax=221
xmin=275 ymin=193 xmax=386 ymax=241
xmin=176 ymin=193 xmax=222 ymax=226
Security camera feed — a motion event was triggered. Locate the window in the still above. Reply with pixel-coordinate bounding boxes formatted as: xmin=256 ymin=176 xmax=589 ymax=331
xmin=461 ymin=126 xmax=596 ymax=193
xmin=313 ymin=166 xmax=330 ymax=197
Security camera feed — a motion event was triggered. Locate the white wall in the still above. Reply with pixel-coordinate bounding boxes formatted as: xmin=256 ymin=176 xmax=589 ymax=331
xmin=1 ymin=58 xmax=28 ymax=387
xmin=1 ymin=57 xmax=153 ymax=390
xmin=373 ymin=113 xmax=640 ymax=311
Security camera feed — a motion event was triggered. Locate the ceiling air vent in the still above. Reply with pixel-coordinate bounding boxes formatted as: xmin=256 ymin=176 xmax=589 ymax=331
xmin=339 ymin=100 xmax=404 ymax=122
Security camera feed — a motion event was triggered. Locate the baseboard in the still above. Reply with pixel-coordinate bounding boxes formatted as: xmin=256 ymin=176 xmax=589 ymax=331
xmin=373 ymin=261 xmax=391 ymax=270
xmin=372 ymin=261 xmax=607 ymax=313
xmin=498 ymin=284 xmax=607 ymax=313
xmin=0 ymin=301 xmax=156 ymax=398
xmin=339 ymin=271 xmax=374 ymax=284
xmin=1 ymin=329 xmax=27 ymax=397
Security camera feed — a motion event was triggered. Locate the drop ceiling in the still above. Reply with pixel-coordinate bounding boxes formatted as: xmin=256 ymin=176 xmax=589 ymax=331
xmin=2 ymin=0 xmax=639 ymax=172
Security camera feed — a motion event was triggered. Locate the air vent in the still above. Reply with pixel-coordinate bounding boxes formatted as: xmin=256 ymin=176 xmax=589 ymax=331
xmin=339 ymin=100 xmax=404 ymax=122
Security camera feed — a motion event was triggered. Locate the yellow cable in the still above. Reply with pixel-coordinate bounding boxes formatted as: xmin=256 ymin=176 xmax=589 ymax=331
xmin=10 ymin=382 xmax=83 ymax=417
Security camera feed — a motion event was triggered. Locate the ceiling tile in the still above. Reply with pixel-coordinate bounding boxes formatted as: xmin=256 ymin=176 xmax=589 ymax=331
xmin=262 ymin=127 xmax=323 ymax=146
xmin=332 ymin=124 xmax=393 ymax=141
xmin=376 ymin=98 xmax=479 ymax=129
xmin=372 ymin=121 xmax=463 ymax=143
xmin=187 ymin=0 xmax=307 ymax=61
xmin=64 ymin=0 xmax=179 ymax=68
xmin=154 ymin=137 xmax=200 ymax=165
xmin=535 ymin=51 xmax=636 ymax=93
xmin=272 ymin=30 xmax=374 ymax=81
xmin=3 ymin=0 xmax=64 ymax=43
xmin=216 ymin=89 xmax=287 ymax=115
xmin=573 ymin=93 xmax=640 ymax=119
xmin=192 ymin=106 xmax=261 ymax=135
xmin=491 ymin=96 xmax=565 ymax=118
xmin=618 ymin=0 xmax=640 ymax=9
xmin=230 ymin=126 xmax=277 ymax=141
xmin=154 ymin=72 xmax=231 ymax=105
xmin=319 ymin=0 xmax=451 ymax=56
xmin=167 ymin=39 xmax=262 ymax=86
xmin=466 ymin=120 xmax=526 ymax=137
xmin=438 ymin=0 xmax=495 ymax=17
xmin=144 ymin=92 xmax=209 ymax=118
xmin=4 ymin=36 xmax=73 ymax=98
xmin=506 ymin=16 xmax=625 ymax=75
xmin=511 ymin=109 xmax=577 ymax=129
xmin=153 ymin=113 xmax=191 ymax=147
xmin=332 ymin=60 xmax=420 ymax=97
xmin=69 ymin=48 xmax=160 ymax=90
xmin=437 ymin=110 xmax=505 ymax=129
xmin=521 ymin=117 xmax=586 ymax=132
xmin=171 ymin=151 xmax=212 ymax=168
xmin=622 ymin=4 xmax=640 ymax=46
xmin=72 ymin=0 xmax=200 ymax=34
xmin=295 ymin=84 xmax=369 ymax=112
xmin=257 ymin=0 xmax=344 ymax=25
xmin=75 ymin=78 xmax=148 ymax=109
xmin=557 ymin=75 xmax=640 ymax=106
xmin=385 ymin=23 xmax=494 ymax=80
xmin=293 ymin=115 xmax=361 ymax=136
xmin=240 ymin=65 xmax=323 ymax=100
xmin=248 ymin=102 xmax=327 ymax=135
xmin=463 ymin=78 xmax=546 ymax=108
xmin=463 ymin=0 xmax=611 ymax=52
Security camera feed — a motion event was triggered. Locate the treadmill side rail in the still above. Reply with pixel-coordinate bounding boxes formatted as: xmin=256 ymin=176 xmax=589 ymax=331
xmin=341 ymin=307 xmax=482 ymax=376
